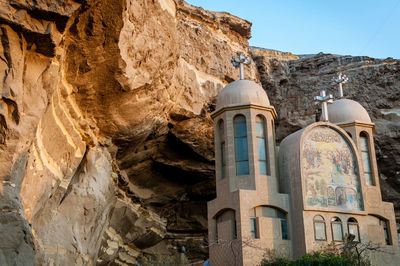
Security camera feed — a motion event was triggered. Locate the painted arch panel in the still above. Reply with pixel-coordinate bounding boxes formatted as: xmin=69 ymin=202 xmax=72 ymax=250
xmin=302 ymin=126 xmax=363 ymax=211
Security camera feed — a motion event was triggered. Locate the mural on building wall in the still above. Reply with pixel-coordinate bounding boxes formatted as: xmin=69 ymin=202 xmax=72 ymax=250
xmin=302 ymin=127 xmax=363 ymax=211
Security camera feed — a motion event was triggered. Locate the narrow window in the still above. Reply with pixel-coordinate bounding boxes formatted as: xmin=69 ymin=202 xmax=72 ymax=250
xmin=250 ymin=218 xmax=258 ymax=239
xmin=360 ymin=132 xmax=374 ymax=186
xmin=234 ymin=115 xmax=249 ymax=175
xmin=278 ymin=210 xmax=288 ymax=240
xmin=256 ymin=115 xmax=268 ymax=175
xmin=331 ymin=217 xmax=344 ymax=241
xmin=347 ymin=218 xmax=360 ymax=242
xmin=380 ymin=219 xmax=392 ymax=245
xmin=314 ymin=215 xmax=327 ymax=241
xmin=218 ymin=120 xmax=226 ymax=179
xmin=232 ymin=219 xmax=237 ymax=239
xmin=215 ymin=220 xmax=218 ymax=241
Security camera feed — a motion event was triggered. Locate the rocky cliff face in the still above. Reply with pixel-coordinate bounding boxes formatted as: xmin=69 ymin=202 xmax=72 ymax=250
xmin=252 ymin=47 xmax=400 ymax=219
xmin=0 ymin=0 xmax=399 ymax=265
xmin=0 ymin=0 xmax=256 ymax=265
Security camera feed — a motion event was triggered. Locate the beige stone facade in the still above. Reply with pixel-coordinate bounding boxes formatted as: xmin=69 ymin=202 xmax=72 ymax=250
xmin=208 ymin=79 xmax=400 ymax=265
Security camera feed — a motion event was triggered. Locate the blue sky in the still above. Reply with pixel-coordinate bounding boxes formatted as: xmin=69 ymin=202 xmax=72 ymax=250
xmin=186 ymin=0 xmax=400 ymax=59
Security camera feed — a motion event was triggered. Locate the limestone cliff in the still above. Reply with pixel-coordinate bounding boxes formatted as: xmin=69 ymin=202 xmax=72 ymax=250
xmin=0 ymin=0 xmax=399 ymax=265
xmin=0 ymin=0 xmax=255 ymax=264
xmin=252 ymin=47 xmax=400 ymax=220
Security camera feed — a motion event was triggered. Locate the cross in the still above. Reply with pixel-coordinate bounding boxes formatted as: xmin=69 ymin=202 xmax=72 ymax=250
xmin=231 ymin=53 xmax=251 ymax=80
xmin=331 ymin=72 xmax=349 ymax=98
xmin=314 ymin=89 xmax=333 ymax=122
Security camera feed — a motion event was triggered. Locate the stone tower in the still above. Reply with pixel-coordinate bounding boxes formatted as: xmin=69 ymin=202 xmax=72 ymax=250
xmin=207 ymin=72 xmax=291 ymax=265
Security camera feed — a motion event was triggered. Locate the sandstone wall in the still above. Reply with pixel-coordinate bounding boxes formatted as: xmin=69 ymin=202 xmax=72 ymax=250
xmin=0 ymin=0 xmax=256 ymax=264
xmin=0 ymin=0 xmax=399 ymax=265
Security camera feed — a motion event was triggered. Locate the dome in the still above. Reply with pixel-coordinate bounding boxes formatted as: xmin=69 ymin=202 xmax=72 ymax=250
xmin=328 ymin=99 xmax=371 ymax=124
xmin=216 ymin=80 xmax=270 ymax=110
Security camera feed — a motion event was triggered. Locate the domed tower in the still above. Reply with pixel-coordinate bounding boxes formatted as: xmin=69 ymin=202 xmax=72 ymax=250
xmin=327 ymin=98 xmax=399 ymax=251
xmin=328 ymin=99 xmax=377 ymax=187
xmin=208 ymin=54 xmax=290 ymax=266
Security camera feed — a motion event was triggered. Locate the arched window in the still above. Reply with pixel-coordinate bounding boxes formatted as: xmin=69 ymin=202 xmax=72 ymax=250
xmin=256 ymin=206 xmax=288 ymax=240
xmin=215 ymin=209 xmax=237 ymax=241
xmin=256 ymin=115 xmax=268 ymax=175
xmin=313 ymin=215 xmax=327 ymax=241
xmin=347 ymin=218 xmax=360 ymax=242
xmin=360 ymin=132 xmax=374 ymax=186
xmin=234 ymin=115 xmax=249 ymax=175
xmin=380 ymin=219 xmax=392 ymax=245
xmin=331 ymin=217 xmax=344 ymax=241
xmin=218 ymin=120 xmax=226 ymax=179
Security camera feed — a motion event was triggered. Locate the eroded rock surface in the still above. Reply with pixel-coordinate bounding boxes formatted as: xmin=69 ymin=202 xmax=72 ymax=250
xmin=0 ymin=0 xmax=255 ymax=264
xmin=252 ymin=47 xmax=400 ymax=219
xmin=0 ymin=0 xmax=399 ymax=265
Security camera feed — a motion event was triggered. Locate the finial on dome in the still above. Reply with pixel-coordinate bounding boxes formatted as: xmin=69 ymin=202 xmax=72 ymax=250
xmin=314 ymin=89 xmax=333 ymax=122
xmin=231 ymin=53 xmax=251 ymax=80
xmin=331 ymin=72 xmax=349 ymax=98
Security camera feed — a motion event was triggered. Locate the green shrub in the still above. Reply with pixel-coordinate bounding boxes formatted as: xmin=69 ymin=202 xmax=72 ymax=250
xmin=294 ymin=252 xmax=354 ymax=266
xmin=260 ymin=252 xmax=355 ymax=266
xmin=260 ymin=256 xmax=292 ymax=266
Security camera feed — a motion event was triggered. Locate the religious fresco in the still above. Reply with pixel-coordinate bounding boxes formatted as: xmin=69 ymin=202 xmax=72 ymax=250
xmin=302 ymin=127 xmax=363 ymax=211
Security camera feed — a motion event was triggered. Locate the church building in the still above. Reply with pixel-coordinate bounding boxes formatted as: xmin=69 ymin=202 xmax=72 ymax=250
xmin=207 ymin=54 xmax=399 ymax=266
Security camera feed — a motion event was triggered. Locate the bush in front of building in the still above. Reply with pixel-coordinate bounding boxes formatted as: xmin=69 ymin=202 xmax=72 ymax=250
xmin=261 ymin=252 xmax=354 ymax=266
xmin=295 ymin=252 xmax=356 ymax=266
xmin=260 ymin=256 xmax=292 ymax=266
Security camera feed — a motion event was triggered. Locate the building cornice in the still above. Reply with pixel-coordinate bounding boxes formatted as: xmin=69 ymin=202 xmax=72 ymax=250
xmin=335 ymin=121 xmax=375 ymax=130
xmin=211 ymin=104 xmax=277 ymax=119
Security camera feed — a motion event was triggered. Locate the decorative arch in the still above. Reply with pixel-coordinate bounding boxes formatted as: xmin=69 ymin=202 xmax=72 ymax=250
xmin=301 ymin=125 xmax=363 ymax=211
xmin=214 ymin=208 xmax=237 ymax=241
xmin=233 ymin=114 xmax=249 ymax=175
xmin=359 ymin=131 xmax=374 ymax=186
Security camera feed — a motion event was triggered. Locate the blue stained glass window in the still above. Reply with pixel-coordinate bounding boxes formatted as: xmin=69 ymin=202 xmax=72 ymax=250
xmin=281 ymin=219 xmax=288 ymax=240
xmin=258 ymin=139 xmax=266 ymax=160
xmin=259 ymin=161 xmax=267 ymax=175
xmin=234 ymin=117 xmax=247 ymax=137
xmin=256 ymin=116 xmax=268 ymax=175
xmin=236 ymin=161 xmax=249 ymax=175
xmin=360 ymin=133 xmax=374 ymax=186
xmin=234 ymin=115 xmax=249 ymax=175
xmin=256 ymin=121 xmax=264 ymax=137
xmin=235 ymin=137 xmax=248 ymax=161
